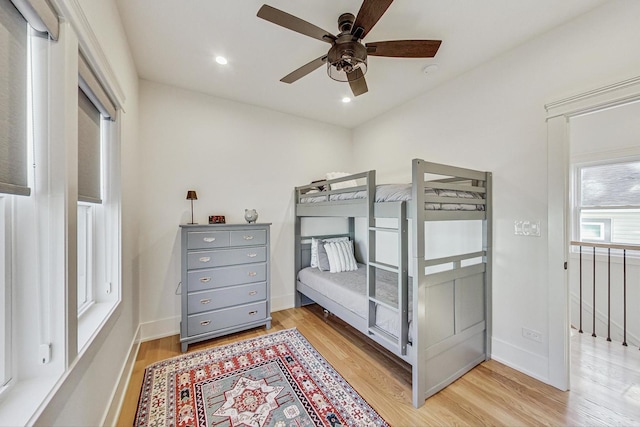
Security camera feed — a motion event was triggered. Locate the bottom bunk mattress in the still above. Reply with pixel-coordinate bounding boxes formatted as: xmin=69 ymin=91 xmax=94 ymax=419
xmin=297 ymin=264 xmax=412 ymax=341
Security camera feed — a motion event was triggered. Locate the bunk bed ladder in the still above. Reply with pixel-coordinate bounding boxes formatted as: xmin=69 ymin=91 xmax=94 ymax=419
xmin=367 ymin=201 xmax=409 ymax=355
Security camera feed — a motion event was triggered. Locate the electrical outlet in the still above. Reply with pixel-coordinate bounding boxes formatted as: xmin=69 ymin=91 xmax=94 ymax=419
xmin=522 ymin=327 xmax=543 ymax=343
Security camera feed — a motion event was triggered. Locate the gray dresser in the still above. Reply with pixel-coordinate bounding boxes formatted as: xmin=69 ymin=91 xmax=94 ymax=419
xmin=179 ymin=223 xmax=271 ymax=352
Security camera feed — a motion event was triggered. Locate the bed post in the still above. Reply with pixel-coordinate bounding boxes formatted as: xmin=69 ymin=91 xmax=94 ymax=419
xmin=411 ymin=159 xmax=427 ymax=408
xmin=484 ymin=172 xmax=493 ymax=359
xmin=294 ymin=192 xmax=303 ymax=308
xmin=366 ymin=170 xmax=376 ymax=332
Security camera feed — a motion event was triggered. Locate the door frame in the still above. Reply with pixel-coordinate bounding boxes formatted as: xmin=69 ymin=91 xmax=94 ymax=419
xmin=545 ymin=75 xmax=640 ymax=390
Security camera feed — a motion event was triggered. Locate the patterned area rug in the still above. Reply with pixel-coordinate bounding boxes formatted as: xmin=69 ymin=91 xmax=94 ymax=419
xmin=134 ymin=328 xmax=389 ymax=427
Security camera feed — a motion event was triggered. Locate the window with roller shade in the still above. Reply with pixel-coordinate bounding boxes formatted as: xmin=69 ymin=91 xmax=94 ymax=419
xmin=76 ymin=54 xmax=116 ymax=320
xmin=0 ymin=0 xmax=28 ymax=391
xmin=1 ymin=0 xmax=59 ymax=400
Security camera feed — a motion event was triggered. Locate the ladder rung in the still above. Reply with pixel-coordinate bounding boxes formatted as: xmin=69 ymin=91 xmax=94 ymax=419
xmin=369 ymin=226 xmax=399 ymax=233
xmin=369 ymin=261 xmax=399 ymax=273
xmin=369 ymin=297 xmax=398 ymax=312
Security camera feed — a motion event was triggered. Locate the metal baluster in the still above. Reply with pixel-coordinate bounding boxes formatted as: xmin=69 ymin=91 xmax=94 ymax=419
xmin=623 ymin=249 xmax=627 ymax=347
xmin=607 ymin=247 xmax=611 ymax=342
xmin=592 ymin=247 xmax=596 ymax=337
xmin=579 ymin=245 xmax=583 ymax=333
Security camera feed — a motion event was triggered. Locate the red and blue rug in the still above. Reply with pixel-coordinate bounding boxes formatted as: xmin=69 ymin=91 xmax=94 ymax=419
xmin=134 ymin=328 xmax=389 ymax=427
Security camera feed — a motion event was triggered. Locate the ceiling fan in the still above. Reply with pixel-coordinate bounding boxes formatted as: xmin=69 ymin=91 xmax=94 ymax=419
xmin=257 ymin=0 xmax=441 ymax=97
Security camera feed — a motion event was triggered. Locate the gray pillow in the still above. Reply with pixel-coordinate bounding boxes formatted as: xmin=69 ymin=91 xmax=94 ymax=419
xmin=317 ymin=241 xmax=330 ymax=271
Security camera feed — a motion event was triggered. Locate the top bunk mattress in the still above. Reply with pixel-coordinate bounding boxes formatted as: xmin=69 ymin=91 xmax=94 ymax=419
xmin=300 ymin=183 xmax=484 ymax=211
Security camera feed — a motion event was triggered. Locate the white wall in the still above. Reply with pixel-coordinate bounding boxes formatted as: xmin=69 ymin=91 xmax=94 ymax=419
xmin=136 ymin=80 xmax=352 ymax=339
xmin=351 ymin=0 xmax=640 ymax=383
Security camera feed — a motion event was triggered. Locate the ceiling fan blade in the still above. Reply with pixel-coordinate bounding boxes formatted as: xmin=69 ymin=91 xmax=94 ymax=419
xmin=347 ymin=68 xmax=368 ymax=96
xmin=281 ymin=55 xmax=328 ymax=84
xmin=366 ymin=40 xmax=442 ymax=57
xmin=257 ymin=5 xmax=336 ymax=44
xmin=351 ymin=0 xmax=393 ymax=40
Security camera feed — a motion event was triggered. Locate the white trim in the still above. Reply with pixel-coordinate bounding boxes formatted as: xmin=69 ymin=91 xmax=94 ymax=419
xmin=545 ymin=75 xmax=640 ymax=119
xmin=490 ymin=337 xmax=549 ymax=384
xmin=270 ymin=293 xmax=294 ymax=313
xmin=138 ymin=316 xmax=180 ymax=342
xmin=49 ymin=0 xmax=126 ymax=111
xmin=28 ymin=301 xmax=122 ymax=426
xmin=545 ymin=75 xmax=640 ymax=392
xmin=102 ymin=324 xmax=141 ymax=426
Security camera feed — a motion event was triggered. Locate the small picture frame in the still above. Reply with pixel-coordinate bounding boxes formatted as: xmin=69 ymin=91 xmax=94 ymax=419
xmin=209 ymin=215 xmax=226 ymax=224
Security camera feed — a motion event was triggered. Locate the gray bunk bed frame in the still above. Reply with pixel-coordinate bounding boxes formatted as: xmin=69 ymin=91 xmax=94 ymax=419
xmin=294 ymin=158 xmax=493 ymax=408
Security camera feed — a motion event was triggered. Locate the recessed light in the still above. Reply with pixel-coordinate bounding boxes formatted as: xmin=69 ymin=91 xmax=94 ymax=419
xmin=215 ymin=56 xmax=228 ymax=65
xmin=342 ymin=97 xmax=351 ymax=103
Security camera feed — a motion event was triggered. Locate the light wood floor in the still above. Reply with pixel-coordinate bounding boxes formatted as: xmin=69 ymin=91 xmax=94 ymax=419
xmin=117 ymin=305 xmax=640 ymax=426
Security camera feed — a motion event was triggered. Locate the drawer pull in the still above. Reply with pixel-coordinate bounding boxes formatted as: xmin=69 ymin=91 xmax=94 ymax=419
xmin=200 ymin=320 xmax=211 ymax=326
xmin=248 ymin=290 xmax=257 ymax=296
xmin=243 ymin=235 xmax=254 ymax=240
xmin=203 ymin=237 xmax=216 ymax=242
xmin=199 ymin=277 xmax=212 ymax=283
xmin=199 ymin=256 xmax=211 ymax=263
xmin=247 ymin=253 xmax=257 ymax=258
xmin=200 ymin=298 xmax=211 ymax=304
xmin=248 ymin=310 xmax=258 ymax=316
xmin=248 ymin=272 xmax=257 ymax=277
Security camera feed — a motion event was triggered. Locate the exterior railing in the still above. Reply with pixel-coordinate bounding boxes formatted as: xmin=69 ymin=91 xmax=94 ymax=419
xmin=571 ymin=241 xmax=640 ymax=349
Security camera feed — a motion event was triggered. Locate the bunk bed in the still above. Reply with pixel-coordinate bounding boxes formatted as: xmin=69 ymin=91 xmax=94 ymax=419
xmin=294 ymin=159 xmax=492 ymax=408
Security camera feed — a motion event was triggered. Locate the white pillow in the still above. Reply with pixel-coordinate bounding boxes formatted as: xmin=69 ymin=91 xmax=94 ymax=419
xmin=326 ymin=172 xmax=358 ymax=190
xmin=324 ymin=240 xmax=357 ymax=273
xmin=310 ymin=236 xmax=348 ymax=268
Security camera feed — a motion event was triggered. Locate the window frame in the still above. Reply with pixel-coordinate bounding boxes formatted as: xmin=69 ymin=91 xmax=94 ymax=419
xmin=0 ymin=196 xmax=11 ymax=389
xmin=572 ymin=156 xmax=640 ymax=249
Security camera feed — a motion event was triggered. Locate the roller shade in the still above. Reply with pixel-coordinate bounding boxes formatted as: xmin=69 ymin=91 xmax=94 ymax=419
xmin=0 ymin=1 xmax=30 ymax=196
xmin=10 ymin=0 xmax=59 ymax=40
xmin=78 ymin=54 xmax=116 ymax=120
xmin=78 ymin=88 xmax=102 ymax=204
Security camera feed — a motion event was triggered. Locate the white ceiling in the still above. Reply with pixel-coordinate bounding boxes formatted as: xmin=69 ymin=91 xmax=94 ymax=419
xmin=115 ymin=0 xmax=606 ymax=128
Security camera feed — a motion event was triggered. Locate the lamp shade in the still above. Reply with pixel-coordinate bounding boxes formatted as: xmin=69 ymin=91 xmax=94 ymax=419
xmin=186 ymin=190 xmax=198 ymax=200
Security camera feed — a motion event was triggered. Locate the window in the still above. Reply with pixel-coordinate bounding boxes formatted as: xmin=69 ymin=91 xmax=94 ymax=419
xmin=0 ymin=196 xmax=10 ymax=388
xmin=77 ymin=86 xmax=102 ymax=315
xmin=76 ymin=53 xmax=118 ymax=351
xmin=77 ymin=203 xmax=93 ymax=314
xmin=0 ymin=0 xmax=29 ymax=392
xmin=575 ymin=160 xmax=640 ymax=245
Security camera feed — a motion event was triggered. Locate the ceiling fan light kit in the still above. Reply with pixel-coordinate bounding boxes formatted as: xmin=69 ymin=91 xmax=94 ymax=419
xmin=257 ymin=0 xmax=441 ymax=97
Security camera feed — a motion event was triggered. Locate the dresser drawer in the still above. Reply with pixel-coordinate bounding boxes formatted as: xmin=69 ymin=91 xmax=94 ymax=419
xmin=187 ymin=231 xmax=229 ymax=249
xmin=188 ymin=282 xmax=267 ymax=314
xmin=187 ymin=263 xmax=266 ymax=292
xmin=187 ymin=246 xmax=267 ymax=269
xmin=187 ymin=301 xmax=266 ymax=336
xmin=230 ymin=229 xmax=267 ymax=246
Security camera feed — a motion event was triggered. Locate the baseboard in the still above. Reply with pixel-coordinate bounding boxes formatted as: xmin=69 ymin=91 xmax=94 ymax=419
xmin=491 ymin=336 xmax=549 ymax=385
xmin=139 ymin=316 xmax=180 ymax=342
xmin=102 ymin=324 xmax=142 ymax=426
xmin=271 ymin=293 xmax=294 ymax=312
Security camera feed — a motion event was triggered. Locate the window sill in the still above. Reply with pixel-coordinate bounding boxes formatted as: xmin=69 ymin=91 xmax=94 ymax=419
xmin=0 ymin=374 xmax=62 ymax=427
xmin=78 ymin=300 xmax=118 ymax=352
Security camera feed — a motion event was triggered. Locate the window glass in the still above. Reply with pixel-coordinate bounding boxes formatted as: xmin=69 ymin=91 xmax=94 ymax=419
xmin=580 ymin=161 xmax=640 ymax=207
